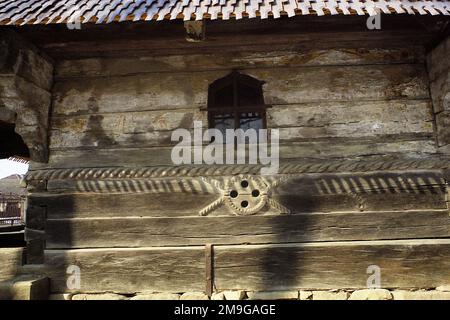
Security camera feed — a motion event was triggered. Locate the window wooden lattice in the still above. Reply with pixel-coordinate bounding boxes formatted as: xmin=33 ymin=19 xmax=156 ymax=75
xmin=207 ymin=71 xmax=268 ymax=137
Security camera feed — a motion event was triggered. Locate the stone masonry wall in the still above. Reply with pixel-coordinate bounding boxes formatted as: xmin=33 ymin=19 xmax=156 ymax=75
xmin=49 ymin=288 xmax=450 ymax=300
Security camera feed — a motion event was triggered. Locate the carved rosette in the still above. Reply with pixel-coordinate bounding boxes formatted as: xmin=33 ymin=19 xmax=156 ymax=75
xmin=199 ymin=174 xmax=291 ymax=216
xmin=224 ymin=175 xmax=268 ymax=215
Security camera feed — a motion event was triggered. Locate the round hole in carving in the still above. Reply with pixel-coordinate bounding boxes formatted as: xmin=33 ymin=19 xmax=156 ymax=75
xmin=230 ymin=190 xmax=238 ymax=198
xmin=241 ymin=180 xmax=249 ymax=188
xmin=252 ymin=190 xmax=260 ymax=197
xmin=241 ymin=200 xmax=249 ymax=208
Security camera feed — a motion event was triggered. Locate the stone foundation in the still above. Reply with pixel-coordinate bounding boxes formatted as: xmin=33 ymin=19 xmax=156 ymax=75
xmin=49 ymin=287 xmax=450 ymax=300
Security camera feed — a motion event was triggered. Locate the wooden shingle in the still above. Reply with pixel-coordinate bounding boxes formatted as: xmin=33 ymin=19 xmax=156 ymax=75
xmin=0 ymin=0 xmax=448 ymax=25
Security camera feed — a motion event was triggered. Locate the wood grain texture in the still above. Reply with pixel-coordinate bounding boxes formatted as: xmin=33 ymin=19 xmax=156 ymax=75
xmin=271 ymin=100 xmax=433 ymax=139
xmin=436 ymin=111 xmax=450 ymax=147
xmin=48 ymin=99 xmax=433 ymax=149
xmin=213 ymin=239 xmax=450 ymax=290
xmin=0 ymin=29 xmax=54 ymax=91
xmin=40 ymin=239 xmax=450 ymax=293
xmin=33 ymin=192 xmax=219 ymax=218
xmin=32 ymin=139 xmax=438 ymax=170
xmin=25 ymin=205 xmax=46 ymax=230
xmin=54 ymin=48 xmax=425 ymax=79
xmin=50 ymin=109 xmax=203 ymax=149
xmin=27 ymin=14 xmax=441 ymax=59
xmin=42 ymin=46 xmax=434 ymax=164
xmin=45 ymin=210 xmax=450 ymax=248
xmin=51 ymin=64 xmax=429 ymax=116
xmin=25 ymin=239 xmax=45 ymax=264
xmin=32 ymin=186 xmax=446 ymax=217
xmin=27 ymin=157 xmax=450 ymax=180
xmin=0 ymin=248 xmax=23 ymax=281
xmin=43 ymin=247 xmax=205 ymax=293
xmin=272 ymin=190 xmax=446 ymax=213
xmin=28 ymin=171 xmax=447 ymax=217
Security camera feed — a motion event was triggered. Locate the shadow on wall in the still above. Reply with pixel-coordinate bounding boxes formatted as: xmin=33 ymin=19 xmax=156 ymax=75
xmin=30 ymin=169 xmax=448 ymax=296
xmin=224 ymin=170 xmax=447 ymax=292
xmin=80 ymin=97 xmax=116 ymax=148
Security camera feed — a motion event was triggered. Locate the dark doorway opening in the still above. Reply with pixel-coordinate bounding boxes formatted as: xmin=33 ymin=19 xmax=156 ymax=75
xmin=0 ymin=121 xmax=30 ymax=159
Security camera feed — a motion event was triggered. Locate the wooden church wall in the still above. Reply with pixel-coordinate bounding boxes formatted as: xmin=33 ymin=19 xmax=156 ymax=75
xmin=35 ymin=47 xmax=436 ymax=169
xmin=24 ymin=41 xmax=450 ymax=293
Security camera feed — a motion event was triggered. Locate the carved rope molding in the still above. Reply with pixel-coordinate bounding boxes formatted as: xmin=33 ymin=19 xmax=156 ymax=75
xmin=26 ymin=158 xmax=450 ymax=181
xmin=25 ymin=160 xmax=450 ymax=216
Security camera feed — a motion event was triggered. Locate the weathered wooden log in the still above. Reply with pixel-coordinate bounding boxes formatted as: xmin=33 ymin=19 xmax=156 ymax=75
xmin=52 ymin=64 xmax=428 ymax=116
xmin=0 ymin=248 xmax=23 ymax=281
xmin=40 ymin=239 xmax=450 ymax=293
xmin=45 ymin=210 xmax=450 ymax=248
xmin=213 ymin=239 xmax=450 ymax=291
xmin=31 ymin=140 xmax=439 ymax=170
xmin=44 ymin=247 xmax=205 ymax=293
xmin=49 ymin=100 xmax=434 ymax=149
xmin=55 ymin=48 xmax=424 ymax=79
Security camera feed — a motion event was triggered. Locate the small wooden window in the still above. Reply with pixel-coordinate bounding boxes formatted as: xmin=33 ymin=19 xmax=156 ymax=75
xmin=208 ymin=71 xmax=267 ymax=136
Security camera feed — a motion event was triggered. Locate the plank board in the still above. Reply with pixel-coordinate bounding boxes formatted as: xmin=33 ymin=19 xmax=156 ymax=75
xmin=33 ymin=193 xmax=219 ymax=218
xmin=43 ymin=247 xmax=205 ymax=293
xmin=54 ymin=48 xmax=425 ymax=79
xmin=45 ymin=210 xmax=450 ymax=248
xmin=50 ymin=109 xmax=203 ymax=150
xmin=41 ymin=239 xmax=450 ymax=293
xmin=49 ymin=100 xmax=433 ymax=149
xmin=30 ymin=171 xmax=447 ymax=218
xmin=272 ymin=100 xmax=433 ymax=139
xmin=213 ymin=239 xmax=450 ymax=290
xmin=33 ymin=16 xmax=439 ymax=59
xmin=0 ymin=248 xmax=23 ymax=281
xmin=34 ymin=185 xmax=447 ymax=218
xmin=51 ymin=64 xmax=429 ymax=116
xmin=32 ymin=139 xmax=438 ymax=170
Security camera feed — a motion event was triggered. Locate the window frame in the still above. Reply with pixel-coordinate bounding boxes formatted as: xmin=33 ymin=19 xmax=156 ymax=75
xmin=207 ymin=71 xmax=268 ymax=131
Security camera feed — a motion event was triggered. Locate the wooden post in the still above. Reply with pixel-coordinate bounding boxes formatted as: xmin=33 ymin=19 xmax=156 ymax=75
xmin=205 ymin=244 xmax=213 ymax=297
xmin=184 ymin=21 xmax=205 ymax=42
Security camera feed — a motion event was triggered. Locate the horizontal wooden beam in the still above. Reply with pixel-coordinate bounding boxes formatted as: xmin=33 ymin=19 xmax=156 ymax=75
xmin=14 ymin=15 xmax=446 ymax=59
xmin=41 ymin=239 xmax=450 ymax=293
xmin=27 ymin=169 xmax=447 ymax=217
xmin=213 ymin=239 xmax=450 ymax=290
xmin=48 ymin=100 xmax=434 ymax=150
xmin=54 ymin=48 xmax=425 ymax=79
xmin=45 ymin=210 xmax=450 ymax=248
xmin=30 ymin=140 xmax=442 ymax=170
xmin=43 ymin=247 xmax=205 ymax=293
xmin=0 ymin=248 xmax=24 ymax=281
xmin=51 ymin=64 xmax=429 ymax=116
